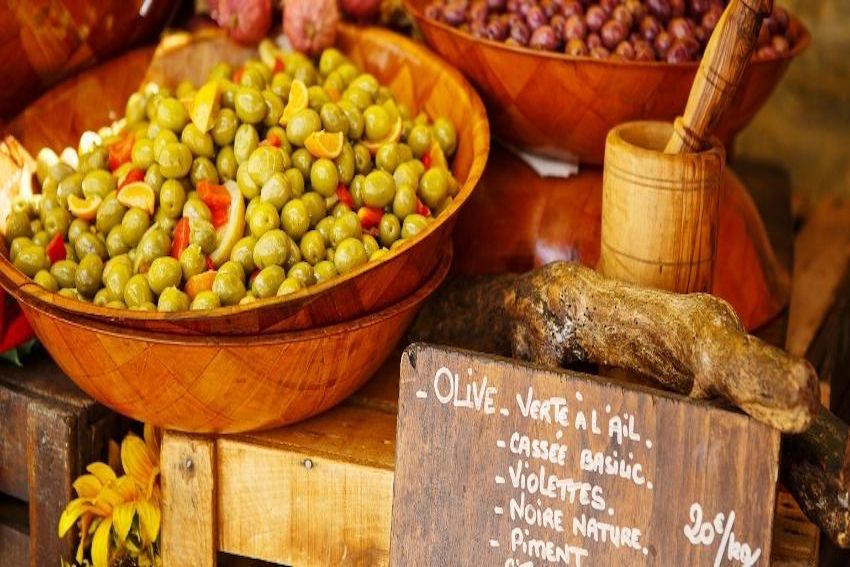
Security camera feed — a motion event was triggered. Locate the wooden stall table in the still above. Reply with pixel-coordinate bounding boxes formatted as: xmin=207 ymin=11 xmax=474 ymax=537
xmin=160 ymin=161 xmax=845 ymax=566
xmin=0 ymin=353 xmax=125 ymax=567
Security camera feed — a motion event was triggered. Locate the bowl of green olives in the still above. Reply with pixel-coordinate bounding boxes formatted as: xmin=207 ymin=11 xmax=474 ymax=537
xmin=0 ymin=25 xmax=489 ymax=336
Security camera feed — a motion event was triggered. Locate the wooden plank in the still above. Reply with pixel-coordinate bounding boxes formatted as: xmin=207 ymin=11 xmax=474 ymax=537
xmin=26 ymin=398 xmax=76 ymax=565
xmin=161 ymin=432 xmax=217 ymax=567
xmin=0 ymin=494 xmax=29 ymax=567
xmin=0 ymin=382 xmax=29 ymax=500
xmin=393 ymin=345 xmax=781 ymax=566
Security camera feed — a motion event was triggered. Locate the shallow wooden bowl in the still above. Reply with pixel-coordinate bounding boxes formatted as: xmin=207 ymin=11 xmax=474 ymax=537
xmin=1 ymin=25 xmax=489 ymax=336
xmin=405 ymin=0 xmax=809 ymax=164
xmin=8 ymin=244 xmax=451 ymax=433
xmin=451 ymin=145 xmax=790 ymax=332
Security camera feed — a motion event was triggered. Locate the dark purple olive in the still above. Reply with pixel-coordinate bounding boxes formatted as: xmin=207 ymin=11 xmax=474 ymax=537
xmin=510 ymin=20 xmax=531 ymax=44
xmin=615 ymin=41 xmax=636 ymax=60
xmin=487 ymin=0 xmax=507 ymax=10
xmin=530 ymin=25 xmax=559 ymax=49
xmin=562 ymin=0 xmax=584 ymax=17
xmin=565 ymin=37 xmax=589 ymax=56
xmin=527 ymin=5 xmax=547 ymax=30
xmin=668 ymin=17 xmax=693 ymax=40
xmin=599 ymin=0 xmax=619 ymax=16
xmin=670 ymin=0 xmax=685 ymax=18
xmin=653 ymin=30 xmax=672 ymax=56
xmin=633 ymin=39 xmax=656 ymax=61
xmin=486 ymin=17 xmax=510 ymax=40
xmin=590 ymin=45 xmax=611 ymax=59
xmin=757 ymin=22 xmax=771 ymax=47
xmin=443 ymin=2 xmax=468 ymax=26
xmin=601 ymin=19 xmax=627 ymax=50
xmin=612 ymin=5 xmax=634 ymax=29
xmin=542 ymin=0 xmax=559 ymax=19
xmin=770 ymin=6 xmax=790 ymax=32
xmin=640 ymin=15 xmax=662 ymax=41
xmin=563 ymin=14 xmax=587 ymax=40
xmin=701 ymin=5 xmax=722 ymax=31
xmin=646 ymin=0 xmax=672 ymax=20
xmin=694 ymin=25 xmax=707 ymax=45
xmin=586 ymin=32 xmax=602 ymax=49
xmin=689 ymin=0 xmax=711 ymax=17
xmin=585 ymin=5 xmax=606 ymax=31
xmin=755 ymin=45 xmax=777 ymax=59
xmin=424 ymin=5 xmax=443 ymax=21
xmin=625 ymin=0 xmax=646 ymax=21
xmin=771 ymin=34 xmax=790 ymax=55
xmin=471 ymin=21 xmax=489 ymax=37
xmin=550 ymin=14 xmax=567 ymax=41
xmin=680 ymin=35 xmax=700 ymax=56
xmin=666 ymin=40 xmax=691 ymax=63
xmin=469 ymin=1 xmax=489 ymax=23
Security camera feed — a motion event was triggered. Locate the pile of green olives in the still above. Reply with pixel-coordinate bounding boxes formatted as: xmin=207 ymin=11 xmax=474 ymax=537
xmin=3 ymin=41 xmax=460 ymax=313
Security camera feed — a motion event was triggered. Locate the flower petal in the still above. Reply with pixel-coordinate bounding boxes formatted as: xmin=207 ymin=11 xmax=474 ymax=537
xmin=91 ymin=516 xmax=112 ymax=567
xmin=95 ymin=485 xmax=126 ymax=511
xmin=87 ymin=462 xmax=118 ymax=485
xmin=122 ymin=434 xmax=154 ymax=490
xmin=112 ymin=501 xmax=136 ymax=542
xmin=73 ymin=474 xmax=103 ymax=499
xmin=114 ymin=475 xmax=138 ymax=501
xmin=58 ymin=498 xmax=90 ymax=537
xmin=137 ymin=499 xmax=161 ymax=545
xmin=144 ymin=423 xmax=162 ymax=466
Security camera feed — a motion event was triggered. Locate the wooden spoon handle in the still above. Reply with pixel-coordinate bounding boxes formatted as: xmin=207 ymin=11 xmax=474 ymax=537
xmin=665 ymin=0 xmax=774 ymax=154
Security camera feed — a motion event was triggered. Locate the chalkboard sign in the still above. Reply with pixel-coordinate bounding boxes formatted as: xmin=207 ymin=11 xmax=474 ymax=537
xmin=391 ymin=344 xmax=781 ymax=566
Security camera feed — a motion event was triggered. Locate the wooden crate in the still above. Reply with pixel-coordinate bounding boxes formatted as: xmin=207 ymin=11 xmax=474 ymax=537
xmin=0 ymin=352 xmax=125 ymax=567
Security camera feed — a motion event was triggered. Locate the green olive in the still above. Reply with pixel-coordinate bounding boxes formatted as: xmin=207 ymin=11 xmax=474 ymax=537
xmin=237 ymin=163 xmax=261 ymax=200
xmin=158 ymin=179 xmax=187 ymax=219
xmin=212 ymin=271 xmax=246 ymax=306
xmin=106 ymin=226 xmax=129 ymax=257
xmin=247 ymin=146 xmax=287 ymax=186
xmin=57 ymin=173 xmax=83 ymax=206
xmin=310 ymin=158 xmax=339 ymax=197
xmin=252 ymin=265 xmax=286 ymax=298
xmin=285 ymin=235 xmax=302 ymax=270
xmin=34 ymin=269 xmax=59 ymax=292
xmin=333 ymin=237 xmax=368 ymax=275
xmin=216 ymin=145 xmax=238 ymax=181
xmin=230 ymin=236 xmax=257 ymax=274
xmin=120 ymin=208 xmax=151 ymax=247
xmin=285 ymin=168 xmax=305 ymax=198
xmin=313 ymin=260 xmax=338 ymax=283
xmin=153 ymin=129 xmax=179 ymax=161
xmin=247 ymin=200 xmax=280 ymax=238
xmin=79 ymin=148 xmax=110 ymax=174
xmin=219 ymin=260 xmax=245 ymax=281
xmin=315 ymin=216 xmax=335 ymax=245
xmin=301 ymin=192 xmax=327 ymax=227
xmin=234 ymin=124 xmax=260 ymax=165
xmin=335 ymin=144 xmax=355 ymax=185
xmin=407 ymin=124 xmax=432 ymax=158
xmin=276 ymin=276 xmax=303 ymax=297
xmin=260 ymin=172 xmax=291 ymax=210
xmin=419 ymin=167 xmax=450 ymax=210
xmin=330 ymin=211 xmax=362 ymax=247
xmin=271 ymin=73 xmax=292 ymax=98
xmin=239 ymin=66 xmax=266 ymax=90
xmin=5 ymin=211 xmax=33 ymax=241
xmin=287 ymin=261 xmax=316 ymax=287
xmin=343 ymin=87 xmax=372 ymax=112
xmin=281 ymin=199 xmax=310 ymax=240
xmin=125 ymin=92 xmax=147 ymax=126
xmin=291 ymin=149 xmax=314 ymax=180
xmin=157 ymin=286 xmax=190 ymax=312
xmin=49 ymin=162 xmax=74 ymax=183
xmin=147 ymin=256 xmax=182 ymax=295
xmin=67 ymin=219 xmax=90 ymax=244
xmin=212 ymin=108 xmax=239 ymax=146
xmin=363 ymin=170 xmax=396 ymax=208
xmin=156 ymin=97 xmax=190 ymax=132
xmin=370 ymin=248 xmax=390 ymax=262
xmin=362 ymin=234 xmax=379 ymax=258
xmin=75 ymin=253 xmax=104 ymax=297
xmin=50 ymin=260 xmax=78 ymax=289
xmin=13 ymin=244 xmax=47 ymax=277
xmin=432 ymin=117 xmax=457 ymax=156
xmin=235 ymin=86 xmax=268 ymax=124
xmin=191 ymin=157 xmax=219 ymax=186
xmin=94 ymin=288 xmax=111 ymax=306
xmin=252 ymin=229 xmax=289 ymax=269
xmin=157 ymin=142 xmax=193 ymax=178
xmin=190 ymin=218 xmax=217 ymax=255
xmin=300 ymin=230 xmax=326 ymax=265
xmin=181 ymin=123 xmax=214 ymax=158
xmin=96 ymin=194 xmax=128 ymax=234
xmin=319 ymin=48 xmax=346 ymax=76
xmin=320 ymin=103 xmax=349 ymax=135
xmin=43 ymin=208 xmax=70 ymax=239
xmin=32 ymin=231 xmax=49 ymax=247
xmin=402 ymin=214 xmax=429 ymax=239
xmin=338 ymin=101 xmax=365 ymax=140
xmin=104 ymin=262 xmax=132 ymax=302
xmin=191 ymin=290 xmax=221 ymax=310
xmin=145 ymin=164 xmax=165 ymax=192
xmin=74 ymin=232 xmax=108 ymax=261
xmin=378 ymin=214 xmax=401 ymax=247
xmin=136 ymin=228 xmax=171 ymax=269
xmin=58 ymin=288 xmax=82 ymax=301
xmin=183 ymin=198 xmax=212 ymax=222
xmin=132 ymin=138 xmax=156 ymax=169
xmin=364 ymin=105 xmax=391 ymax=141
xmin=179 ymin=243 xmax=207 ymax=280
xmin=286 ymin=109 xmax=322 ymax=147
xmin=393 ymin=183 xmax=418 ymax=219
xmin=263 ymin=90 xmax=285 ymax=128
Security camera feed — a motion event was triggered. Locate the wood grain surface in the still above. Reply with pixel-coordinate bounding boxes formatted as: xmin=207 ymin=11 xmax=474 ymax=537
xmin=392 ymin=344 xmax=781 ymax=566
xmin=404 ymin=0 xmax=809 ymax=164
xmin=0 ymin=25 xmax=490 ymax=337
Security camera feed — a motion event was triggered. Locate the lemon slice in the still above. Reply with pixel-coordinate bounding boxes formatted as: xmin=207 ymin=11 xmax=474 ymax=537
xmin=279 ymin=79 xmax=308 ymax=126
xmin=191 ymin=80 xmax=221 ymax=133
xmin=304 ymin=130 xmax=344 ymax=159
xmin=67 ymin=194 xmax=102 ymax=220
xmin=363 ymin=116 xmax=402 ymax=154
xmin=186 ymin=270 xmax=217 ymax=299
xmin=117 ymin=181 xmax=156 ymax=215
xmin=429 ymin=140 xmax=449 ymax=171
xmin=208 ymin=181 xmax=246 ymax=267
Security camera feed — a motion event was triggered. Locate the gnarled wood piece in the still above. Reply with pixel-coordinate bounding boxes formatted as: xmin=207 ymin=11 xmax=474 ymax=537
xmin=411 ymin=262 xmax=818 ymax=433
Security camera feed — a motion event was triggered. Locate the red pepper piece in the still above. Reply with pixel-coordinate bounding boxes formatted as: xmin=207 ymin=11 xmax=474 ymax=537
xmin=364 ymin=226 xmax=380 ymax=238
xmin=357 ymin=206 xmax=383 ymax=229
xmin=421 ymin=153 xmax=432 ymax=170
xmin=108 ymin=134 xmax=135 ymax=171
xmin=264 ymin=133 xmax=281 ymax=147
xmin=197 ymin=180 xmax=231 ymax=229
xmin=206 ymin=256 xmax=216 ymax=271
xmin=249 ymin=268 xmax=260 ymax=283
xmin=0 ymin=301 xmax=34 ymax=353
xmin=171 ymin=218 xmax=191 ymax=259
xmin=233 ymin=67 xmax=244 ymax=84
xmin=417 ymin=199 xmax=431 ymax=217
xmin=119 ymin=168 xmax=146 ymax=189
xmin=273 ymin=57 xmax=285 ymax=73
xmin=337 ymin=184 xmax=354 ymax=209
xmin=46 ymin=233 xmax=67 ymax=264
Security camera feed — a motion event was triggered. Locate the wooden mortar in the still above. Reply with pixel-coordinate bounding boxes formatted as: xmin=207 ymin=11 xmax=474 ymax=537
xmin=598 ymin=122 xmax=724 ymax=292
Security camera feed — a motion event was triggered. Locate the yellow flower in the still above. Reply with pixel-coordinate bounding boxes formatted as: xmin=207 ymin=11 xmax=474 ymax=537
xmin=59 ymin=425 xmax=162 ymax=567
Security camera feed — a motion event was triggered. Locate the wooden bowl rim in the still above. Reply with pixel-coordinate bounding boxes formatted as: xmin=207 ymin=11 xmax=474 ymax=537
xmin=25 ymin=242 xmax=452 ymax=346
xmin=0 ymin=24 xmax=489 ymax=326
xmin=404 ymin=0 xmax=811 ymax=69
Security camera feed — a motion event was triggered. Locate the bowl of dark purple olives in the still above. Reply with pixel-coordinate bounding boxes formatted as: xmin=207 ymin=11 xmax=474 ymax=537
xmin=406 ymin=0 xmax=809 ymax=164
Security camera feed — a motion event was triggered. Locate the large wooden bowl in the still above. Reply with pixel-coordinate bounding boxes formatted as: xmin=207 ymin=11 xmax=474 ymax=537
xmin=7 ymin=244 xmax=451 ymax=433
xmin=0 ymin=25 xmax=489 ymax=336
xmin=451 ymin=145 xmax=790 ymax=332
xmin=405 ymin=0 xmax=809 ymax=164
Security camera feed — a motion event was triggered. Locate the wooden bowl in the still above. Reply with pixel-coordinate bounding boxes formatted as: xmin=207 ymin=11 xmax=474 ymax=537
xmin=0 ymin=25 xmax=489 ymax=336
xmin=9 ymin=244 xmax=452 ymax=433
xmin=451 ymin=144 xmax=790 ymax=332
xmin=405 ymin=0 xmax=809 ymax=164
